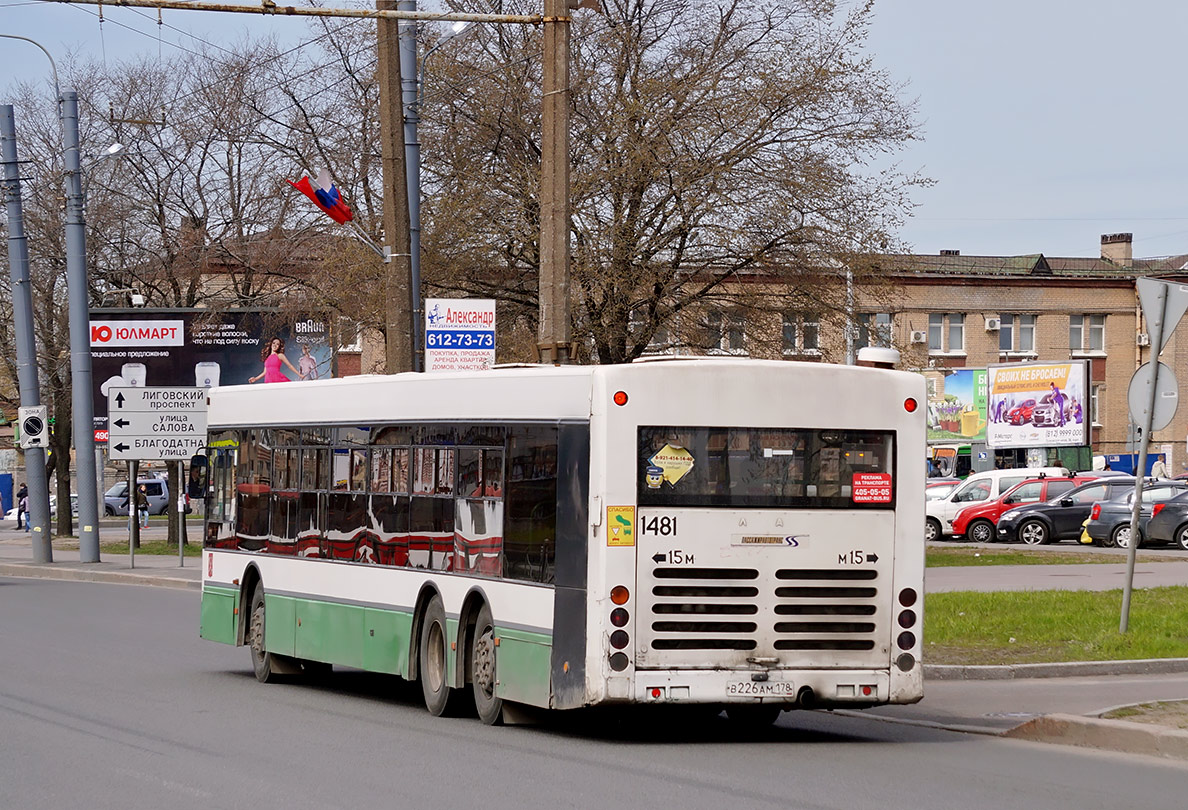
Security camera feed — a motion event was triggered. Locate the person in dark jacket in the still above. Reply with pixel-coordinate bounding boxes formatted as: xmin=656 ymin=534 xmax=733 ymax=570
xmin=15 ymin=482 xmax=27 ymax=528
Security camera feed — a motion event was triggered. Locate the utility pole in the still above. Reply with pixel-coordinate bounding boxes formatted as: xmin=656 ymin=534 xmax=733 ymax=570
xmin=398 ymin=1 xmax=424 ymax=372
xmin=1 ymin=105 xmax=53 ymax=563
xmin=62 ymin=90 xmax=102 ymax=562
xmin=537 ymin=0 xmax=572 ymax=364
xmin=378 ymin=0 xmax=416 ymax=373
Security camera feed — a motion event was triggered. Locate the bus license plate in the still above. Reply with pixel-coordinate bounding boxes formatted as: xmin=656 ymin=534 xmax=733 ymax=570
xmin=726 ymin=681 xmax=795 ymax=696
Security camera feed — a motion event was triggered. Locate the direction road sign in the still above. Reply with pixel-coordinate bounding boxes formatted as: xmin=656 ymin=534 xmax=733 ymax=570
xmin=107 ymin=386 xmax=208 ymax=461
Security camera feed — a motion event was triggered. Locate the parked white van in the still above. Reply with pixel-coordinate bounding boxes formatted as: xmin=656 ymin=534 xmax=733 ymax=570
xmin=925 ymin=467 xmax=1068 ymax=542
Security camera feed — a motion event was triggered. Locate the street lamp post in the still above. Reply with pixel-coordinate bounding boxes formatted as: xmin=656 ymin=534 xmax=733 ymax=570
xmin=61 ymin=90 xmax=102 ymax=562
xmin=399 ymin=11 xmax=476 ymax=373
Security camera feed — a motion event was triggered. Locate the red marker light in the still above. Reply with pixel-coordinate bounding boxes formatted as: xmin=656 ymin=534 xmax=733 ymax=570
xmin=904 ymin=398 xmax=918 ymax=413
xmin=1153 ymin=503 xmax=1166 ymax=518
xmin=651 ymin=688 xmax=662 ymax=699
xmin=613 ymin=391 xmax=629 ymax=406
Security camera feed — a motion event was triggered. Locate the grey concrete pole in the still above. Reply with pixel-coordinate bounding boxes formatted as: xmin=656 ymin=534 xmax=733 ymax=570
xmin=1 ymin=105 xmax=53 ymax=563
xmin=537 ymin=0 xmax=571 ymax=364
xmin=399 ymin=1 xmax=424 ymax=372
xmin=61 ymin=90 xmax=101 ymax=562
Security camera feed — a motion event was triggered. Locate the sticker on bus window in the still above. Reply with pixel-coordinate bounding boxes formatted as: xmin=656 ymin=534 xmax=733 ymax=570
xmin=648 ymin=444 xmax=695 ymax=487
xmin=607 ymin=506 xmax=635 ymax=546
xmin=852 ymin=473 xmax=892 ymax=503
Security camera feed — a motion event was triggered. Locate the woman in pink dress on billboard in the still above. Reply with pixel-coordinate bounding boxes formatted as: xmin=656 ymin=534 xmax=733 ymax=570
xmin=249 ymin=337 xmax=300 ymax=383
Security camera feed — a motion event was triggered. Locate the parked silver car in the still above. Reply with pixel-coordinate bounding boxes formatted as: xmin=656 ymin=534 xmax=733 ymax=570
xmin=104 ymin=478 xmax=170 ymax=516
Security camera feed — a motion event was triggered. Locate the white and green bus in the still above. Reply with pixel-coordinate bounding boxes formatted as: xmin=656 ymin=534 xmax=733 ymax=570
xmin=199 ymin=357 xmax=925 ymax=725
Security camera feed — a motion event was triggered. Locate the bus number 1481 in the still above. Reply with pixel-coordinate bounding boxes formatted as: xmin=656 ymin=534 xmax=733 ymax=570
xmin=641 ymin=515 xmax=678 ymax=536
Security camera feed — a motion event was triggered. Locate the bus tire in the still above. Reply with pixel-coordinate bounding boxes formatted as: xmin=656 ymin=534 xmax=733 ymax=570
xmin=419 ymin=596 xmax=458 ymax=716
xmin=248 ymin=585 xmax=301 ymax=683
xmin=724 ymin=704 xmax=782 ymax=728
xmin=470 ymin=603 xmax=503 ymax=725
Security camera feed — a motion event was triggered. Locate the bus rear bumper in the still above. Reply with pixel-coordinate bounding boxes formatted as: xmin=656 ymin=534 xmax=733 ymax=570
xmin=612 ymin=669 xmax=917 ymax=708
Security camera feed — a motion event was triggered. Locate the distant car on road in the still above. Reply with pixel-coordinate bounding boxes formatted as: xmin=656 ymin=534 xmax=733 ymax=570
xmin=1135 ymin=490 xmax=1188 ymax=550
xmin=104 ymin=478 xmax=170 ymax=516
xmin=951 ymin=476 xmax=1083 ymax=543
xmin=996 ymin=477 xmax=1138 ymax=545
xmin=926 ymin=478 xmax=962 ymax=502
xmin=1084 ymin=481 xmax=1188 ymax=548
xmin=1007 ymin=399 xmax=1037 ymax=425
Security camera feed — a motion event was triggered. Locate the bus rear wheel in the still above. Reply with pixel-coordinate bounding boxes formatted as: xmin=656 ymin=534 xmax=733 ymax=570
xmin=419 ymin=596 xmax=458 ymax=716
xmin=470 ymin=603 xmax=503 ymax=725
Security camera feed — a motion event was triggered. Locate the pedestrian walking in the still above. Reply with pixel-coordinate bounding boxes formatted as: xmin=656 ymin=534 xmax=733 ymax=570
xmin=15 ymin=481 xmax=27 ymax=528
xmin=135 ymin=484 xmax=150 ymax=529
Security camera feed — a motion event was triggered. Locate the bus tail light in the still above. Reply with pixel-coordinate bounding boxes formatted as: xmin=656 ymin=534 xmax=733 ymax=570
xmin=610 ymin=608 xmax=629 ymax=627
xmin=613 ymin=391 xmax=629 ymax=406
xmin=610 ymin=585 xmax=630 ymax=605
xmin=1090 ymin=504 xmax=1101 ymax=520
xmin=898 ymin=588 xmax=917 ymax=608
xmin=904 ymin=398 xmax=918 ymax=413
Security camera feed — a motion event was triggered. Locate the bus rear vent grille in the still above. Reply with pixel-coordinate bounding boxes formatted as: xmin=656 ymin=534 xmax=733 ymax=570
xmin=647 ymin=567 xmax=880 ymax=653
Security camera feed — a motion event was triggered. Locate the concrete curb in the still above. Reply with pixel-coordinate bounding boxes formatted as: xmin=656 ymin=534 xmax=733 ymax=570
xmin=1005 ymin=713 xmax=1188 ymax=761
xmin=0 ymin=562 xmax=199 ymax=591
xmin=925 ymin=658 xmax=1188 ymax=680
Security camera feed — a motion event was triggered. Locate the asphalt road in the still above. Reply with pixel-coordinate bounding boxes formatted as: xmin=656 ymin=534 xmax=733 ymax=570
xmin=1 ymin=577 xmax=1186 ymax=810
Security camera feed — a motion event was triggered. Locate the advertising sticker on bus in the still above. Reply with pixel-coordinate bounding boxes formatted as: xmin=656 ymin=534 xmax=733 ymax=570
xmin=648 ymin=444 xmax=695 ymax=486
xmin=852 ymin=472 xmax=892 ymax=503
xmin=606 ymin=506 xmax=635 ymax=547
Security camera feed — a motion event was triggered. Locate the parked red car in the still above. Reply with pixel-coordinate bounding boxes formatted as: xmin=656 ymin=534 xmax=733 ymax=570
xmin=951 ymin=475 xmax=1085 ymax=543
xmin=1007 ymin=399 xmax=1037 ymax=426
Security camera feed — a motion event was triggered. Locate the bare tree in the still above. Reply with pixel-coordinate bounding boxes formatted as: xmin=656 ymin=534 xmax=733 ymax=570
xmin=421 ymin=0 xmax=925 ymax=363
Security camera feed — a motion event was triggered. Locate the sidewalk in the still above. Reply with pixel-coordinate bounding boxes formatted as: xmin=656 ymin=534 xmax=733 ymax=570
xmin=0 ymin=522 xmax=201 ymax=590
xmin=1 ymin=526 xmax=1187 ymax=762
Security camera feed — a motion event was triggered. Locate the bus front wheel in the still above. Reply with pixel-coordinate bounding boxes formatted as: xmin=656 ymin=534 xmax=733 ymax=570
xmin=419 ymin=596 xmax=458 ymax=716
xmin=470 ymin=603 xmax=503 ymax=725
xmin=248 ymin=585 xmax=301 ymax=683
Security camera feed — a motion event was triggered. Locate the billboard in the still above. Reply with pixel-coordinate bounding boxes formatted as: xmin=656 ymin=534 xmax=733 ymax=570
xmin=424 ymin=298 xmax=496 ymax=372
xmin=90 ymin=309 xmax=333 ymax=439
xmin=987 ymin=361 xmax=1090 ymax=449
xmin=925 ymin=368 xmax=988 ymax=444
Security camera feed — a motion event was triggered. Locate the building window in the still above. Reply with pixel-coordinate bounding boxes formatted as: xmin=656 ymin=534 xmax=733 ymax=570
xmin=856 ymin=313 xmax=892 ymax=349
xmin=1091 ymin=383 xmax=1103 ymax=426
xmin=783 ymin=313 xmax=820 ymax=354
xmin=705 ymin=310 xmax=746 ymax=354
xmin=928 ymin=313 xmax=964 ymax=353
xmin=999 ymin=314 xmax=1036 ymax=353
xmin=1070 ymin=314 xmax=1105 ymax=353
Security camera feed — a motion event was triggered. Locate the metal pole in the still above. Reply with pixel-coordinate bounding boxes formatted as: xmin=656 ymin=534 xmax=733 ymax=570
xmin=2 ymin=105 xmax=53 ymax=563
xmin=1121 ymin=287 xmax=1167 ymax=632
xmin=537 ymin=0 xmax=571 ymax=364
xmin=178 ymin=459 xmax=185 ymax=567
xmin=378 ymin=0 xmax=415 ymax=374
xmin=62 ymin=90 xmax=102 ymax=562
xmin=128 ymin=461 xmax=137 ymax=568
xmin=39 ymin=0 xmax=542 ymax=23
xmin=399 ymin=1 xmax=424 ymax=372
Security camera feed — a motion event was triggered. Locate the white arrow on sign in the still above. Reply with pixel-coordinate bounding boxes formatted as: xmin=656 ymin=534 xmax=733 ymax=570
xmin=108 ymin=412 xmax=207 ymax=435
xmin=108 ymin=386 xmax=208 ymax=412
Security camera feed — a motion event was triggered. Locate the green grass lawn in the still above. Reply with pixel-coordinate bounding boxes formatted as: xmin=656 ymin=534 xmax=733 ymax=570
xmin=98 ymin=540 xmax=202 ymax=557
xmin=924 ymin=587 xmax=1188 ymax=665
xmin=926 ymin=546 xmax=1173 ymax=567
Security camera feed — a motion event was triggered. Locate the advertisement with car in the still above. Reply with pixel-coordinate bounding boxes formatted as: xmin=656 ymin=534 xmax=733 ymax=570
xmin=986 ymin=361 xmax=1089 ymax=448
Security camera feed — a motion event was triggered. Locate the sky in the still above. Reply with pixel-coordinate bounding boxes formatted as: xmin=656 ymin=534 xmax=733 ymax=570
xmin=3 ymin=0 xmax=1186 ymax=261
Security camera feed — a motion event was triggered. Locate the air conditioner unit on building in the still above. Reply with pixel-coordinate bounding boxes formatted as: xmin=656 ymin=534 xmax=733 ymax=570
xmin=910 ymin=330 xmax=928 ymax=344
xmin=1137 ymin=333 xmax=1151 ymax=347
xmin=984 ymin=317 xmax=1001 ymax=331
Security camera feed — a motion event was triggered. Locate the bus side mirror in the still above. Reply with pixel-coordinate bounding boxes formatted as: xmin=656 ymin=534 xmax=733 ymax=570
xmin=188 ymin=455 xmax=210 ymax=499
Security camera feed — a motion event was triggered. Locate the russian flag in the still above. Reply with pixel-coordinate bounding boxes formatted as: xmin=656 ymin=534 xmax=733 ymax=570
xmin=288 ymin=168 xmax=353 ymax=225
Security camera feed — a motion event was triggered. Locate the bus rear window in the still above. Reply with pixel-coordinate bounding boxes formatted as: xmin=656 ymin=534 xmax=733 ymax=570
xmin=637 ymin=426 xmax=895 ymax=509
